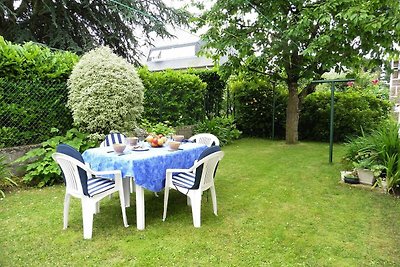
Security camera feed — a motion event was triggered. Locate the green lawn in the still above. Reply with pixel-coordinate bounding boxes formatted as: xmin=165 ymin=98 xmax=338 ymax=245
xmin=1 ymin=138 xmax=399 ymax=266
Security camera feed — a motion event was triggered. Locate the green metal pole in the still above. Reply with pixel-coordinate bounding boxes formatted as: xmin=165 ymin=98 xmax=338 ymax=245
xmin=329 ymin=82 xmax=335 ymax=163
xmin=272 ymin=83 xmax=276 ymax=139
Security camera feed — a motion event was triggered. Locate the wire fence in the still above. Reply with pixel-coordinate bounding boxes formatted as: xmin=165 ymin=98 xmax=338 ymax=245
xmin=0 ymin=79 xmax=73 ymax=148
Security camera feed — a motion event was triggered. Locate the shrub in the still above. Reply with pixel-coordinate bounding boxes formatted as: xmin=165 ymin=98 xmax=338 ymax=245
xmin=194 ymin=116 xmax=241 ymax=146
xmin=0 ymin=36 xmax=79 ymax=80
xmin=140 ymin=119 xmax=176 ymax=136
xmin=0 ymin=37 xmax=78 ymax=147
xmin=14 ymin=128 xmax=97 ymax=187
xmin=344 ymin=120 xmax=400 ymax=193
xmin=299 ymin=91 xmax=391 ymax=141
xmin=187 ymin=69 xmax=225 ymax=118
xmin=68 ymin=46 xmax=144 ymax=134
xmin=232 ymin=78 xmax=287 ymax=138
xmin=0 ymin=79 xmax=73 ymax=147
xmin=138 ymin=68 xmax=207 ymax=126
xmin=0 ymin=155 xmax=17 ymax=198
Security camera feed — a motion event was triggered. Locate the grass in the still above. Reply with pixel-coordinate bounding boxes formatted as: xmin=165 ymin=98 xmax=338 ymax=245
xmin=1 ymin=138 xmax=400 ymax=266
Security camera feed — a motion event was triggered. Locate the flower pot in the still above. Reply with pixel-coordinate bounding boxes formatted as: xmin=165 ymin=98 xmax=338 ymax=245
xmin=340 ymin=171 xmax=353 ymax=182
xmin=344 ymin=177 xmax=360 ymax=184
xmin=356 ymin=168 xmax=375 ymax=185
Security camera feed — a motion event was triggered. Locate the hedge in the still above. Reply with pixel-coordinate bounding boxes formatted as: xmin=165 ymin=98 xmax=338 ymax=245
xmin=138 ymin=68 xmax=207 ymax=126
xmin=232 ymin=79 xmax=287 ymax=138
xmin=186 ymin=69 xmax=225 ymax=119
xmin=299 ymin=91 xmax=391 ymax=141
xmin=0 ymin=37 xmax=78 ymax=147
xmin=232 ymin=80 xmax=391 ymax=141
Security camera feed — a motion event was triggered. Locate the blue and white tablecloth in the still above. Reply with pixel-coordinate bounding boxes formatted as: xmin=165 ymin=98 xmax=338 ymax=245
xmin=82 ymin=143 xmax=207 ymax=192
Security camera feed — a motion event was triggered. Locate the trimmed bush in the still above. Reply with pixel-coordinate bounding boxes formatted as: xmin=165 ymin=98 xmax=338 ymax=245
xmin=187 ymin=69 xmax=225 ymax=118
xmin=299 ymin=91 xmax=391 ymax=141
xmin=138 ymin=68 xmax=207 ymax=126
xmin=0 ymin=36 xmax=78 ymax=80
xmin=67 ymin=46 xmax=144 ymax=134
xmin=0 ymin=79 xmax=73 ymax=147
xmin=232 ymin=79 xmax=287 ymax=138
xmin=0 ymin=37 xmax=78 ymax=147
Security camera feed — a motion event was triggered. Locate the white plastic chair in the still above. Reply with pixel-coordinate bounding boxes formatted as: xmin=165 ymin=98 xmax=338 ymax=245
xmin=163 ymin=146 xmax=224 ymax=227
xmin=100 ymin=133 xmax=126 ymax=147
xmin=189 ymin=133 xmax=220 ymax=147
xmin=53 ymin=144 xmax=128 ymax=239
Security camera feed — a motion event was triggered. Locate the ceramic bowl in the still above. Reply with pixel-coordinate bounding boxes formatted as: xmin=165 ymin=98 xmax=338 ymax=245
xmin=173 ymin=135 xmax=184 ymax=142
xmin=169 ymin=141 xmax=181 ymax=150
xmin=126 ymin=137 xmax=138 ymax=146
xmin=113 ymin=143 xmax=126 ymax=153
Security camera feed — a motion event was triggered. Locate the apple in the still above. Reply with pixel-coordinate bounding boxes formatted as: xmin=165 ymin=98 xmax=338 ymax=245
xmin=152 ymin=138 xmax=159 ymax=146
xmin=146 ymin=135 xmax=153 ymax=143
xmin=157 ymin=138 xmax=164 ymax=145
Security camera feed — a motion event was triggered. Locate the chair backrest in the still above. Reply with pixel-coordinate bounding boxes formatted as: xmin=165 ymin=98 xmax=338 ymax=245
xmin=192 ymin=146 xmax=224 ymax=190
xmin=55 ymin=144 xmax=89 ymax=196
xmin=100 ymin=133 xmax=126 ymax=147
xmin=189 ymin=133 xmax=220 ymax=147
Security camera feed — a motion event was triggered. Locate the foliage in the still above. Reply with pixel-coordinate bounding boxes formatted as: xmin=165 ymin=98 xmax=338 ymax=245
xmin=344 ymin=120 xmax=400 ymax=193
xmin=193 ymin=116 xmax=241 ymax=146
xmin=0 ymin=36 xmax=79 ymax=80
xmin=300 ymin=91 xmax=391 ymax=141
xmin=138 ymin=68 xmax=207 ymax=126
xmin=186 ymin=69 xmax=226 ymax=118
xmin=0 ymin=79 xmax=73 ymax=147
xmin=14 ymin=128 xmax=97 ymax=187
xmin=68 ymin=46 xmax=144 ymax=135
xmin=230 ymin=76 xmax=287 ymax=138
xmin=381 ymin=153 xmax=400 ymax=194
xmin=140 ymin=119 xmax=175 ymax=136
xmin=0 ymin=37 xmax=77 ymax=147
xmin=316 ymin=69 xmax=389 ymax=99
xmin=196 ymin=0 xmax=400 ymax=143
xmin=0 ymin=155 xmax=17 ymax=198
xmin=0 ymin=1 xmax=189 ymax=64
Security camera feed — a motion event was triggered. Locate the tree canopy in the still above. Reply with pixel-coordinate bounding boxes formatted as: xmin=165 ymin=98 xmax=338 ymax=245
xmin=0 ymin=0 xmax=189 ymax=64
xmin=196 ymin=0 xmax=400 ymax=143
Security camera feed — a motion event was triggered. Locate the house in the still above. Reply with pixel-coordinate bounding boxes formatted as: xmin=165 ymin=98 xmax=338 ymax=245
xmin=146 ymin=40 xmax=226 ymax=71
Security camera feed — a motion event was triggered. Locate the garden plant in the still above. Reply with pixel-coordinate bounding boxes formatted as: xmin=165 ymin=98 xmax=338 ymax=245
xmin=68 ymin=46 xmax=144 ymax=135
xmin=344 ymin=119 xmax=400 ymax=193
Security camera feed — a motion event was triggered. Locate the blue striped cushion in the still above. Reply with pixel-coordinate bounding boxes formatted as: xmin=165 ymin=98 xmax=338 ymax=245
xmin=87 ymin=177 xmax=115 ymax=197
xmin=172 ymin=172 xmax=195 ymax=189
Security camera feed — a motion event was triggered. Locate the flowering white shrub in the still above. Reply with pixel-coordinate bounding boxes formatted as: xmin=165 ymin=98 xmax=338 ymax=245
xmin=67 ymin=46 xmax=144 ymax=134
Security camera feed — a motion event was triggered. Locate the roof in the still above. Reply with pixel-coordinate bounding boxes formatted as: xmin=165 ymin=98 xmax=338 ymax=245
xmin=145 ymin=41 xmax=218 ymax=71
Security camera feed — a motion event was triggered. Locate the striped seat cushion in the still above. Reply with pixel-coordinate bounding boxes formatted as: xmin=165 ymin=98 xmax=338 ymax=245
xmin=172 ymin=172 xmax=195 ymax=189
xmin=87 ymin=177 xmax=115 ymax=197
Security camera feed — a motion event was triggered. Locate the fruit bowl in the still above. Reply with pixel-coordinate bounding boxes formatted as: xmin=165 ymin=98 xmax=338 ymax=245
xmin=145 ymin=134 xmax=167 ymax=148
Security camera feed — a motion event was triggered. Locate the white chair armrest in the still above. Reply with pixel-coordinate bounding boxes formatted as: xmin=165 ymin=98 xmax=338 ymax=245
xmin=166 ymin=168 xmax=191 ymax=174
xmin=92 ymin=170 xmax=121 ymax=177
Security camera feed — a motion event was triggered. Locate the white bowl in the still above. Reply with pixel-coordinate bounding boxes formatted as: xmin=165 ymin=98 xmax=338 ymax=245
xmin=173 ymin=135 xmax=184 ymax=142
xmin=113 ymin=143 xmax=126 ymax=153
xmin=169 ymin=141 xmax=181 ymax=150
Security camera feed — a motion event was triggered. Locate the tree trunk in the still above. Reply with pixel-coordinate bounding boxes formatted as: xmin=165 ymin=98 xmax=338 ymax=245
xmin=285 ymin=82 xmax=299 ymax=144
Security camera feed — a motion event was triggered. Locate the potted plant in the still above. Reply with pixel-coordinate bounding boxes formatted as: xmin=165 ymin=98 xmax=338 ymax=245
xmin=343 ymin=172 xmax=360 ymax=184
xmin=353 ymin=159 xmax=375 ymax=185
